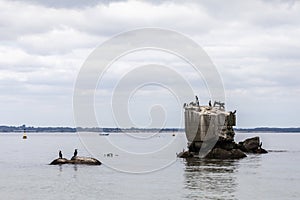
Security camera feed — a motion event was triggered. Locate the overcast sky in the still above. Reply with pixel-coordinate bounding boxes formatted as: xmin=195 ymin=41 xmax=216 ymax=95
xmin=0 ymin=0 xmax=299 ymax=128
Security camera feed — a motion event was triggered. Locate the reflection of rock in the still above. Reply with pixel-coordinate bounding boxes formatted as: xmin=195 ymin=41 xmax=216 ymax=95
xmin=183 ymin=158 xmax=238 ymax=199
xmin=238 ymin=137 xmax=268 ymax=154
xmin=50 ymin=156 xmax=101 ymax=165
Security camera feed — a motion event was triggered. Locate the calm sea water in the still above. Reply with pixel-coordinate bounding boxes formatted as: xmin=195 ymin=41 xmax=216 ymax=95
xmin=0 ymin=132 xmax=299 ymax=200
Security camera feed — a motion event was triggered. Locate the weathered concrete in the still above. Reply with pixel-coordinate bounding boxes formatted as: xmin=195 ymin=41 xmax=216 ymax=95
xmin=50 ymin=156 xmax=101 ymax=165
xmin=184 ymin=99 xmax=236 ymax=153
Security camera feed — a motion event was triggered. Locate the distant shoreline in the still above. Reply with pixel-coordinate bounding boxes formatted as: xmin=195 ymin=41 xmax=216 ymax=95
xmin=0 ymin=125 xmax=300 ymax=133
xmin=234 ymin=127 xmax=300 ymax=133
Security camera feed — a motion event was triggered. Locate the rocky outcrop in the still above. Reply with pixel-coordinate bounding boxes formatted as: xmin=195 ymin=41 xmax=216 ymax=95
xmin=238 ymin=137 xmax=268 ymax=154
xmin=50 ymin=156 xmax=101 ymax=165
xmin=178 ymin=136 xmax=267 ymax=159
xmin=177 ymin=151 xmax=194 ymax=158
xmin=182 ymin=98 xmax=268 ymax=160
xmin=205 ymin=148 xmax=246 ymax=159
xmin=178 ymin=147 xmax=246 ymax=159
xmin=202 ymin=136 xmax=267 ymax=159
xmin=203 ymin=139 xmax=247 ymax=159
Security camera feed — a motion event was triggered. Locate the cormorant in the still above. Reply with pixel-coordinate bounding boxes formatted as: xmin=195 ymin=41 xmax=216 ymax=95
xmin=74 ymin=149 xmax=78 ymax=157
xmin=59 ymin=150 xmax=63 ymax=159
xmin=195 ymin=96 xmax=199 ymax=106
xmin=259 ymin=142 xmax=262 ymax=149
xmin=209 ymin=100 xmax=212 ymax=107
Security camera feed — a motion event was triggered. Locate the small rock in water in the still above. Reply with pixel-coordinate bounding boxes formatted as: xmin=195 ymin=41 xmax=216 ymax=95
xmin=50 ymin=156 xmax=101 ymax=165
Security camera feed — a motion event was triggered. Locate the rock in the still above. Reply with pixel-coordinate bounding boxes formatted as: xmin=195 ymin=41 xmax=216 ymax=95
xmin=50 ymin=156 xmax=101 ymax=165
xmin=238 ymin=137 xmax=268 ymax=154
xmin=50 ymin=158 xmax=69 ymax=165
xmin=241 ymin=137 xmax=260 ymax=152
xmin=231 ymin=149 xmax=247 ymax=159
xmin=255 ymin=148 xmax=268 ymax=154
xmin=205 ymin=148 xmax=231 ymax=159
xmin=215 ymin=140 xmax=236 ymax=151
xmin=178 ymin=136 xmax=267 ymax=159
xmin=177 ymin=151 xmax=194 ymax=158
xmin=205 ymin=148 xmax=246 ymax=159
xmin=70 ymin=156 xmax=102 ymax=165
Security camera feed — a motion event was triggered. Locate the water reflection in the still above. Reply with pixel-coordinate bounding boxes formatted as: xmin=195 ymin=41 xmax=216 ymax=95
xmin=73 ymin=164 xmax=78 ymax=172
xmin=183 ymin=158 xmax=240 ymax=200
xmin=56 ymin=164 xmax=79 ymax=172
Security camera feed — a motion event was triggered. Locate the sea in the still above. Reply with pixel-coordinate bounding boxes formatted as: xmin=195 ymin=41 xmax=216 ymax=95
xmin=0 ymin=132 xmax=299 ymax=200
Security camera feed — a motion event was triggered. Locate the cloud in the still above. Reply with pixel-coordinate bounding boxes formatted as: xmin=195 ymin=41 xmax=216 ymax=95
xmin=0 ymin=0 xmax=300 ymax=127
xmin=11 ymin=0 xmax=115 ymax=8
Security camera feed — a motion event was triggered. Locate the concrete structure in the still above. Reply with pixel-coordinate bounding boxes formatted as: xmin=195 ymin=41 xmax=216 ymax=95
xmin=184 ymin=97 xmax=236 ymax=153
xmin=180 ymin=97 xmax=267 ymax=159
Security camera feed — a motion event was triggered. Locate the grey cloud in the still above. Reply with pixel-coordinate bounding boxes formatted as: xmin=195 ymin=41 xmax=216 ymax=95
xmin=11 ymin=0 xmax=113 ymax=8
xmin=1 ymin=0 xmax=300 ymax=127
xmin=11 ymin=0 xmax=177 ymax=9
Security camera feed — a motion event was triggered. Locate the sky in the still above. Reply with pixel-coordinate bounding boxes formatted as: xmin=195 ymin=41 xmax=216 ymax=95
xmin=0 ymin=0 xmax=299 ymax=128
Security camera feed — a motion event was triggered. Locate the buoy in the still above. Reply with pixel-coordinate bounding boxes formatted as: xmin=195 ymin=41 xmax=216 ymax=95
xmin=22 ymin=129 xmax=27 ymax=139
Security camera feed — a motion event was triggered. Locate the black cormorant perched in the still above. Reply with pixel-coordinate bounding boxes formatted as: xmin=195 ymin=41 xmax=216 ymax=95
xmin=59 ymin=150 xmax=63 ymax=159
xmin=74 ymin=149 xmax=78 ymax=157
xmin=209 ymin=100 xmax=212 ymax=107
xmin=195 ymin=96 xmax=199 ymax=106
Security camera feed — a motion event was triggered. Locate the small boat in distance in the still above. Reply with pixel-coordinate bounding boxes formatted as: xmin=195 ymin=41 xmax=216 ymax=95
xmin=99 ymin=133 xmax=109 ymax=136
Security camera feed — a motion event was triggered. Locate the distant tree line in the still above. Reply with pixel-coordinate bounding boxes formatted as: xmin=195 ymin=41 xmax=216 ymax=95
xmin=0 ymin=125 xmax=183 ymax=133
xmin=0 ymin=125 xmax=299 ymax=133
xmin=0 ymin=125 xmax=76 ymax=132
xmin=235 ymin=127 xmax=300 ymax=133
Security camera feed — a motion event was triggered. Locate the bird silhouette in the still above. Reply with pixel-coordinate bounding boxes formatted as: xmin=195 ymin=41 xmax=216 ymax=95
xmin=73 ymin=149 xmax=78 ymax=157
